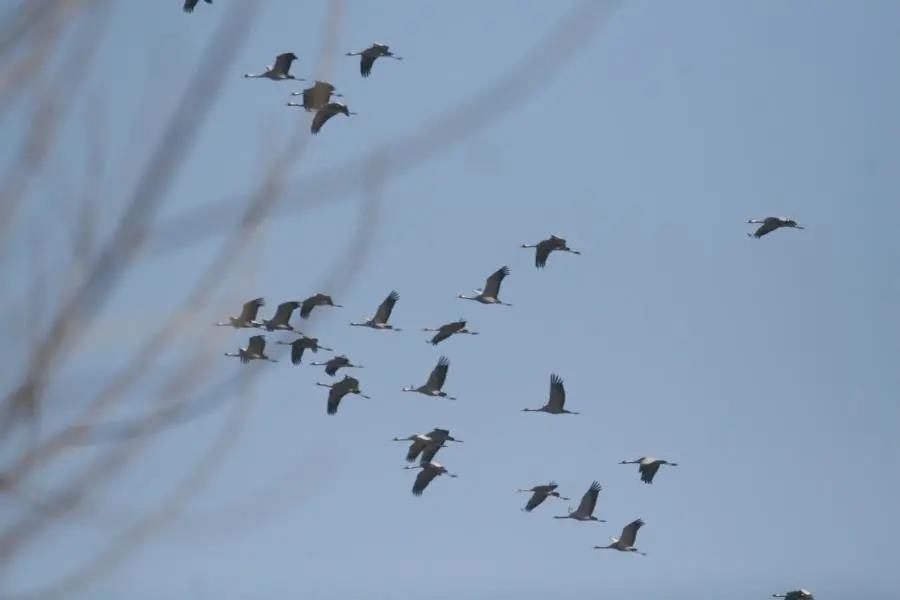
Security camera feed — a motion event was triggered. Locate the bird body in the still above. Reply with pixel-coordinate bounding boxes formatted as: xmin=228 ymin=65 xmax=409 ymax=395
xmin=394 ymin=428 xmax=461 ymax=464
xmin=224 ymin=335 xmax=276 ymax=364
xmin=523 ymin=374 xmax=579 ymax=414
xmin=772 ymin=591 xmax=814 ymax=600
xmin=244 ymin=52 xmax=303 ymax=81
xmin=619 ymin=457 xmax=678 ymax=484
xmin=311 ymin=102 xmax=356 ymax=135
xmin=316 ymin=375 xmax=369 ymax=415
xmin=458 ymin=266 xmax=511 ymax=305
xmin=747 ymin=216 xmax=804 ymax=238
xmin=216 ymin=297 xmax=265 ymax=329
xmin=346 ymin=43 xmax=402 ymax=77
xmin=310 ymin=354 xmax=361 ymax=376
xmin=299 ymin=293 xmax=342 ymax=319
xmin=518 ymin=482 xmax=570 ymax=512
xmin=405 ymin=461 xmax=457 ymax=496
xmin=554 ymin=481 xmax=605 ymax=521
xmin=594 ymin=519 xmax=647 ymax=555
xmin=351 ymin=290 xmax=401 ymax=330
xmin=521 ymin=235 xmax=580 ymax=268
xmin=262 ymin=300 xmax=301 ymax=332
xmin=403 ymin=356 xmax=456 ymax=400
xmin=288 ymin=81 xmax=342 ymax=112
xmin=276 ymin=336 xmax=333 ymax=365
xmin=423 ymin=320 xmax=478 ymax=345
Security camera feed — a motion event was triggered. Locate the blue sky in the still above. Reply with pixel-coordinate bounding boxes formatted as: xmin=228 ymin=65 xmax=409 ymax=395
xmin=2 ymin=1 xmax=899 ymax=598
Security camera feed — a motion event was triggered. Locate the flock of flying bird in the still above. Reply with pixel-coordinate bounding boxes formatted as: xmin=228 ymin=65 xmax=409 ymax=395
xmin=188 ymin=3 xmax=811 ymax=597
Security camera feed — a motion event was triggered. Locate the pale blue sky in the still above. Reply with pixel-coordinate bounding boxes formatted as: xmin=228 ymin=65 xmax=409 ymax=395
xmin=2 ymin=1 xmax=899 ymax=598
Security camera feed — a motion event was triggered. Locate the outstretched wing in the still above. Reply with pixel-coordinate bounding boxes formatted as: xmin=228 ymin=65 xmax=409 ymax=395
xmin=412 ymin=468 xmax=438 ymax=496
xmin=360 ymin=53 xmax=376 ymax=77
xmin=535 ymin=240 xmax=553 ymax=268
xmin=311 ymin=108 xmax=334 ymax=134
xmin=373 ymin=290 xmax=399 ymax=324
xmin=425 ymin=356 xmax=450 ymax=390
xmin=482 ymin=266 xmax=509 ymax=298
xmin=524 ymin=491 xmax=548 ymax=512
xmin=290 ymin=339 xmax=307 ymax=365
xmin=271 ymin=301 xmax=299 ymax=326
xmin=274 ymin=52 xmax=295 ymax=75
xmin=547 ymin=374 xmax=566 ymax=411
xmin=326 ymin=387 xmax=343 ymax=415
xmin=247 ymin=335 xmax=266 ymax=356
xmin=639 ymin=462 xmax=661 ymax=484
xmin=752 ymin=217 xmax=780 ymax=238
xmin=239 ymin=297 xmax=265 ymax=322
xmin=575 ymin=481 xmax=601 ymax=516
xmin=618 ymin=519 xmax=644 ymax=547
xmin=300 ymin=295 xmax=320 ymax=318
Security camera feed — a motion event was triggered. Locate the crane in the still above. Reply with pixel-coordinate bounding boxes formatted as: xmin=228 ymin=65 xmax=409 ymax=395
xmin=594 ymin=519 xmax=647 ymax=555
xmin=299 ymin=293 xmax=342 ymax=319
xmin=316 ymin=375 xmax=370 ymax=415
xmin=244 ymin=53 xmax=304 ymax=81
xmin=619 ymin=457 xmax=678 ymax=484
xmin=457 ymin=266 xmax=511 ymax=306
xmin=183 ymin=0 xmax=211 ymax=13
xmin=554 ymin=481 xmax=605 ymax=522
xmin=224 ymin=335 xmax=277 ymax=364
xmin=261 ymin=301 xmax=301 ymax=332
xmin=747 ymin=217 xmax=805 ymax=238
xmin=522 ymin=374 xmax=579 ymax=415
xmin=287 ymin=81 xmax=342 ymax=112
xmin=351 ymin=290 xmax=401 ymax=331
xmin=772 ymin=591 xmax=814 ymax=600
xmin=311 ymin=102 xmax=356 ymax=135
xmin=346 ymin=43 xmax=402 ymax=78
xmin=405 ymin=461 xmax=457 ymax=496
xmin=521 ymin=235 xmax=581 ymax=269
xmin=422 ymin=319 xmax=478 ymax=345
xmin=517 ymin=482 xmax=570 ymax=512
xmin=276 ymin=336 xmax=333 ymax=365
xmin=309 ymin=354 xmax=362 ymax=376
xmin=393 ymin=428 xmax=461 ymax=464
xmin=215 ymin=297 xmax=265 ymax=329
xmin=402 ymin=356 xmax=456 ymax=400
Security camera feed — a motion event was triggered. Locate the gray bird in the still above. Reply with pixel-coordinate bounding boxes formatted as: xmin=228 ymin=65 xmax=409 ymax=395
xmin=554 ymin=481 xmax=605 ymax=522
xmin=619 ymin=457 xmax=678 ymax=484
xmin=276 ymin=336 xmax=333 ymax=365
xmin=224 ymin=335 xmax=277 ymax=364
xmin=346 ymin=43 xmax=402 ymax=78
xmin=215 ymin=297 xmax=265 ymax=329
xmin=457 ymin=266 xmax=511 ymax=306
xmin=244 ymin=53 xmax=304 ymax=81
xmin=517 ymin=482 xmax=570 ymax=512
xmin=393 ymin=428 xmax=462 ymax=464
xmin=522 ymin=374 xmax=580 ymax=415
xmin=309 ymin=354 xmax=362 ymax=376
xmin=402 ymin=356 xmax=456 ymax=400
xmin=288 ymin=81 xmax=343 ymax=112
xmin=316 ymin=375 xmax=369 ymax=415
xmin=422 ymin=319 xmax=478 ymax=345
xmin=351 ymin=290 xmax=401 ymax=331
xmin=521 ymin=235 xmax=580 ymax=269
xmin=747 ymin=216 xmax=805 ymax=238
xmin=311 ymin=102 xmax=356 ymax=135
xmin=594 ymin=519 xmax=647 ymax=555
xmin=404 ymin=461 xmax=457 ymax=496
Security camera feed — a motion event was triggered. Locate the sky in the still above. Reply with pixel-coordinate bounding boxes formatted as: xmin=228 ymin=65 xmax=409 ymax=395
xmin=1 ymin=1 xmax=900 ymax=598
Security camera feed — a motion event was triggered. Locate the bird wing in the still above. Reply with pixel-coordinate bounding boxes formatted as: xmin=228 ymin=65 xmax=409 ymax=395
xmin=425 ymin=356 xmax=450 ymax=390
xmin=373 ymin=290 xmax=399 ymax=324
xmin=532 ymin=482 xmax=558 ymax=494
xmin=326 ymin=387 xmax=343 ymax=415
xmin=406 ymin=438 xmax=428 ymax=462
xmin=430 ymin=329 xmax=452 ymax=345
xmin=274 ymin=52 xmax=295 ymax=75
xmin=299 ymin=295 xmax=319 ymax=318
xmin=412 ymin=468 xmax=438 ymax=496
xmin=575 ymin=481 xmax=601 ymax=516
xmin=535 ymin=240 xmax=553 ymax=268
xmin=419 ymin=441 xmax=443 ymax=464
xmin=290 ymin=340 xmax=306 ymax=365
xmin=618 ymin=519 xmax=644 ymax=547
xmin=247 ymin=335 xmax=266 ymax=356
xmin=360 ymin=53 xmax=376 ymax=77
xmin=547 ymin=374 xmax=566 ymax=411
xmin=752 ymin=218 xmax=780 ymax=238
xmin=272 ymin=301 xmax=299 ymax=326
xmin=426 ymin=428 xmax=450 ymax=442
xmin=239 ymin=297 xmax=264 ymax=322
xmin=183 ymin=0 xmax=199 ymax=12
xmin=524 ymin=491 xmax=548 ymax=512
xmin=639 ymin=462 xmax=661 ymax=484
xmin=482 ymin=266 xmax=509 ymax=298
xmin=311 ymin=108 xmax=334 ymax=134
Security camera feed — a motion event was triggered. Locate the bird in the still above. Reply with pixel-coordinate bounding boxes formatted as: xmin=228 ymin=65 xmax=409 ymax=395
xmin=404 ymin=461 xmax=457 ymax=496
xmin=244 ymin=52 xmax=304 ymax=81
xmin=422 ymin=319 xmax=478 ymax=345
xmin=276 ymin=336 xmax=333 ymax=365
xmin=747 ymin=216 xmax=805 ymax=238
xmin=224 ymin=335 xmax=277 ymax=364
xmin=402 ymin=356 xmax=456 ymax=400
xmin=521 ymin=235 xmax=581 ymax=269
xmin=261 ymin=301 xmax=301 ymax=332
xmin=299 ymin=293 xmax=342 ymax=319
xmin=311 ymin=102 xmax=356 ymax=135
xmin=457 ymin=266 xmax=511 ymax=305
xmin=522 ymin=374 xmax=579 ymax=415
xmin=288 ymin=81 xmax=342 ymax=112
xmin=215 ymin=297 xmax=265 ymax=329
xmin=393 ymin=428 xmax=462 ymax=464
xmin=772 ymin=591 xmax=815 ymax=600
xmin=554 ymin=481 xmax=605 ymax=522
xmin=594 ymin=519 xmax=647 ymax=555
xmin=517 ymin=482 xmax=570 ymax=512
xmin=309 ymin=354 xmax=362 ymax=376
xmin=346 ymin=43 xmax=402 ymax=77
xmin=351 ymin=290 xmax=401 ymax=331
xmin=183 ymin=0 xmax=211 ymax=13
xmin=619 ymin=457 xmax=678 ymax=484
xmin=316 ymin=375 xmax=369 ymax=415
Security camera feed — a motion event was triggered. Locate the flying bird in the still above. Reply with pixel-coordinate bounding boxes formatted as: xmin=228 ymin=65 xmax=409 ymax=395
xmin=261 ymin=301 xmax=301 ymax=332
xmin=244 ymin=52 xmax=304 ymax=81
xmin=316 ymin=375 xmax=369 ymax=415
xmin=346 ymin=43 xmax=402 ymax=77
xmin=772 ymin=591 xmax=814 ymax=600
xmin=402 ymin=356 xmax=456 ymax=400
xmin=422 ymin=319 xmax=478 ymax=345
xmin=276 ymin=336 xmax=333 ymax=365
xmin=521 ymin=235 xmax=580 ymax=269
xmin=183 ymin=0 xmax=211 ymax=13
xmin=351 ymin=290 xmax=401 ymax=331
xmin=311 ymin=102 xmax=356 ymax=135
xmin=309 ymin=354 xmax=362 ymax=376
xmin=457 ymin=266 xmax=511 ymax=305
xmin=522 ymin=374 xmax=579 ymax=415
xmin=594 ymin=519 xmax=647 ymax=555
xmin=215 ymin=297 xmax=265 ymax=329
xmin=299 ymin=293 xmax=342 ymax=319
xmin=393 ymin=428 xmax=461 ymax=464
xmin=517 ymin=482 xmax=570 ymax=512
xmin=288 ymin=81 xmax=343 ymax=112
xmin=619 ymin=457 xmax=678 ymax=484
xmin=224 ymin=335 xmax=276 ymax=364
xmin=554 ymin=481 xmax=605 ymax=522
xmin=747 ymin=216 xmax=805 ymax=238
xmin=405 ymin=461 xmax=457 ymax=496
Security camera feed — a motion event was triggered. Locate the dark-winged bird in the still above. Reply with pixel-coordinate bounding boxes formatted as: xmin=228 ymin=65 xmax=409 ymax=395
xmin=309 ymin=354 xmax=362 ymax=376
xmin=554 ymin=481 xmax=605 ymax=522
xmin=224 ymin=335 xmax=276 ymax=364
xmin=351 ymin=290 xmax=401 ymax=330
xmin=311 ymin=102 xmax=356 ymax=135
xmin=288 ymin=81 xmax=342 ymax=112
xmin=517 ymin=482 xmax=570 ymax=512
xmin=747 ymin=216 xmax=804 ymax=238
xmin=522 ymin=374 xmax=579 ymax=415
xmin=402 ymin=356 xmax=456 ymax=400
xmin=316 ymin=375 xmax=369 ymax=415
xmin=594 ymin=519 xmax=647 ymax=555
xmin=276 ymin=336 xmax=333 ymax=365
xmin=422 ymin=319 xmax=478 ymax=345
xmin=457 ymin=266 xmax=511 ymax=305
xmin=215 ymin=297 xmax=264 ymax=329
xmin=619 ymin=457 xmax=678 ymax=484
xmin=772 ymin=591 xmax=814 ymax=600
xmin=346 ymin=43 xmax=402 ymax=78
xmin=299 ymin=293 xmax=342 ymax=319
xmin=262 ymin=301 xmax=301 ymax=332
xmin=244 ymin=53 xmax=304 ymax=81
xmin=405 ymin=461 xmax=456 ymax=496
xmin=521 ymin=235 xmax=580 ymax=268
xmin=393 ymin=428 xmax=462 ymax=464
